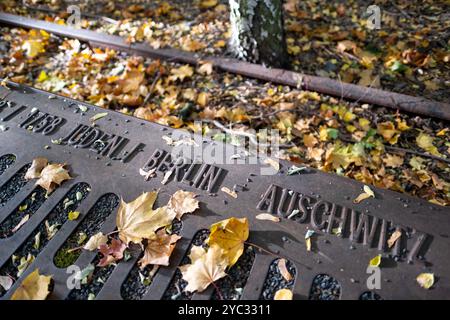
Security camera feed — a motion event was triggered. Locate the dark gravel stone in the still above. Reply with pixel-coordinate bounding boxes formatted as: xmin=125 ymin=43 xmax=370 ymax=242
xmin=53 ymin=193 xmax=119 ymax=269
xmin=260 ymin=258 xmax=296 ymax=300
xmin=121 ymin=220 xmax=183 ymax=300
xmin=0 ymin=154 xmax=15 ymax=176
xmin=0 ymin=183 xmax=90 ymax=297
xmin=309 ymin=274 xmax=341 ymax=300
xmin=0 ymin=164 xmax=31 ymax=207
xmin=162 ymin=229 xmax=210 ymax=300
xmin=359 ymin=291 xmax=382 ymax=300
xmin=212 ymin=246 xmax=255 ymax=300
xmin=0 ymin=186 xmax=47 ymax=238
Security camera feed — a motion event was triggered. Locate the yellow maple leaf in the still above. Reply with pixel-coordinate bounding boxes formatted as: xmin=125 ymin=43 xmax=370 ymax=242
xmin=116 ymin=192 xmax=175 ymax=245
xmin=169 ymin=65 xmax=194 ymax=82
xmin=179 ymin=245 xmax=227 ymax=293
xmin=22 ymin=39 xmax=45 ymax=58
xmin=11 ymin=269 xmax=52 ymax=300
xmin=416 ymin=132 xmax=442 ymax=156
xmin=377 ymin=121 xmax=400 ymax=144
xmin=207 ymin=217 xmax=249 ymax=267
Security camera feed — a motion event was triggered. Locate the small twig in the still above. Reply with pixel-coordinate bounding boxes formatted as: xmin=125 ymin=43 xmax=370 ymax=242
xmin=141 ymin=71 xmax=161 ymax=107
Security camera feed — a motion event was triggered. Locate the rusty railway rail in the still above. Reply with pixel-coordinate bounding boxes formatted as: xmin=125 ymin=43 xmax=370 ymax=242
xmin=0 ymin=12 xmax=449 ymax=122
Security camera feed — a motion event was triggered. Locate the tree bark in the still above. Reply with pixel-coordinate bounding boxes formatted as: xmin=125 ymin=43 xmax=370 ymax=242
xmin=228 ymin=0 xmax=289 ymax=68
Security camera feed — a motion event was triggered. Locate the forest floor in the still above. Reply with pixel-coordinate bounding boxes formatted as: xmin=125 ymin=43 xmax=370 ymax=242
xmin=0 ymin=0 xmax=449 ymax=206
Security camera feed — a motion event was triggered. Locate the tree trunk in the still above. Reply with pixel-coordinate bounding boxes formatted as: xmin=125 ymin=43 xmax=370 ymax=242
xmin=228 ymin=0 xmax=289 ymax=68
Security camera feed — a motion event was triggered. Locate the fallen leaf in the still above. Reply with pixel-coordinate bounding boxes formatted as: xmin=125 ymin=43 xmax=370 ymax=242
xmin=416 ymin=132 xmax=441 ymax=156
xmin=25 ymin=157 xmax=48 ymax=180
xmin=83 ymin=232 xmax=108 ymax=251
xmin=274 ymin=288 xmax=293 ymax=300
xmin=35 ymin=163 xmax=71 ymax=194
xmin=277 ymin=259 xmax=293 ymax=281
xmin=98 ymin=238 xmax=127 ymax=267
xmin=221 ymin=186 xmax=237 ymax=199
xmin=354 ymin=185 xmax=375 ymax=203
xmin=12 ymin=214 xmax=30 ymax=233
xmin=377 ymin=122 xmax=400 ymax=144
xmin=139 ymin=229 xmax=181 ymax=268
xmin=0 ymin=276 xmax=13 ymax=291
xmin=200 ymin=0 xmax=218 ymax=9
xmin=90 ymin=112 xmax=108 ymax=123
xmin=139 ymin=167 xmax=156 ymax=181
xmin=287 ymin=165 xmax=307 ymax=176
xmin=369 ymin=254 xmax=381 ymax=267
xmin=264 ymin=158 xmax=280 ymax=172
xmin=169 ymin=65 xmax=194 ymax=82
xmin=387 ymin=230 xmax=402 ymax=248
xmin=208 ymin=217 xmax=249 ymax=267
xmin=68 ymin=211 xmax=80 ymax=221
xmin=179 ymin=245 xmax=227 ymax=293
xmin=383 ymin=154 xmax=404 ymax=168
xmin=116 ymin=192 xmax=174 ymax=244
xmin=197 ymin=61 xmax=213 ymax=75
xmin=256 ymin=213 xmax=280 ymax=223
xmin=167 ymin=190 xmax=199 ymax=220
xmin=416 ymin=273 xmax=434 ymax=289
xmin=11 ymin=269 xmax=52 ymax=300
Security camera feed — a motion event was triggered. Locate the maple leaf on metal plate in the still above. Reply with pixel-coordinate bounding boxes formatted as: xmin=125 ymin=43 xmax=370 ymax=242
xmin=179 ymin=245 xmax=227 ymax=293
xmin=116 ymin=191 xmax=175 ymax=245
xmin=11 ymin=269 xmax=52 ymax=300
xmin=139 ymin=229 xmax=181 ymax=269
xmin=207 ymin=217 xmax=249 ymax=267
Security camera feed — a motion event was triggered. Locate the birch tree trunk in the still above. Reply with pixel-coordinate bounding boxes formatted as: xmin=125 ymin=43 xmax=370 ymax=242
xmin=228 ymin=0 xmax=289 ymax=68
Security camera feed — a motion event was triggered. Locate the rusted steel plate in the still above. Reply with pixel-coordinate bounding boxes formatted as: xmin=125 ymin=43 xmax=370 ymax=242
xmin=0 ymin=82 xmax=449 ymax=300
xmin=0 ymin=12 xmax=450 ymax=121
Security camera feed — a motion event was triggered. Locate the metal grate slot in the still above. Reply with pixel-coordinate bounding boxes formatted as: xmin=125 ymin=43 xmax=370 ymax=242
xmin=360 ymin=291 xmax=382 ymax=300
xmin=0 ymin=154 xmax=16 ymax=176
xmin=0 ymin=182 xmax=90 ymax=297
xmin=162 ymin=229 xmax=210 ymax=300
xmin=0 ymin=164 xmax=31 ymax=207
xmin=121 ymin=220 xmax=183 ymax=300
xmin=260 ymin=258 xmax=297 ymax=300
xmin=53 ymin=193 xmax=119 ymax=269
xmin=309 ymin=274 xmax=341 ymax=300
xmin=0 ymin=186 xmax=47 ymax=238
xmin=212 ymin=246 xmax=256 ymax=300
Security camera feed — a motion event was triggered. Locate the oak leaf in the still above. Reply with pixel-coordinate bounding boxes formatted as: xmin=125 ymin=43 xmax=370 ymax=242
xmin=179 ymin=245 xmax=227 ymax=293
xmin=139 ymin=229 xmax=181 ymax=268
xmin=208 ymin=217 xmax=249 ymax=267
xmin=116 ymin=192 xmax=175 ymax=244
xmin=11 ymin=269 xmax=52 ymax=300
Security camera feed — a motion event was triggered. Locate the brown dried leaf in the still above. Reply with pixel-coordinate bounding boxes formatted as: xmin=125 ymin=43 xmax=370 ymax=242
xmin=98 ymin=238 xmax=127 ymax=267
xmin=35 ymin=163 xmax=71 ymax=194
xmin=277 ymin=259 xmax=293 ymax=281
xmin=11 ymin=269 xmax=52 ymax=300
xmin=25 ymin=157 xmax=48 ymax=180
xmin=139 ymin=229 xmax=181 ymax=268
xmin=167 ymin=190 xmax=199 ymax=220
xmin=179 ymin=245 xmax=227 ymax=293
